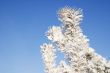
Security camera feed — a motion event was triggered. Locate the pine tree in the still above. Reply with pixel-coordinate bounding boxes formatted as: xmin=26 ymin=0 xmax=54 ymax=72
xmin=40 ymin=7 xmax=110 ymax=73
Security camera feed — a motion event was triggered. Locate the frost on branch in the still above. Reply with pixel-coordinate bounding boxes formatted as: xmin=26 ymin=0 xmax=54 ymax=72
xmin=40 ymin=6 xmax=110 ymax=73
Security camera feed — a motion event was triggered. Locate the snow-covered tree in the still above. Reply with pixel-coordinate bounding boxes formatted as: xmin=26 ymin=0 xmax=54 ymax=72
xmin=40 ymin=6 xmax=110 ymax=73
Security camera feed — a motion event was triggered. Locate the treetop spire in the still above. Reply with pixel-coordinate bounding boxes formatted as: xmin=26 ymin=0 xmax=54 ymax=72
xmin=58 ymin=6 xmax=83 ymax=27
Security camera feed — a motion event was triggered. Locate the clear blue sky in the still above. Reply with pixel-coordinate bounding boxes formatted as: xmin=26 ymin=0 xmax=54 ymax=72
xmin=0 ymin=0 xmax=110 ymax=73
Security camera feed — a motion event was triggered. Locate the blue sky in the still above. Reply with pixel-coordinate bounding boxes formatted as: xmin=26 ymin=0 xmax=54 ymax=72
xmin=0 ymin=0 xmax=110 ymax=73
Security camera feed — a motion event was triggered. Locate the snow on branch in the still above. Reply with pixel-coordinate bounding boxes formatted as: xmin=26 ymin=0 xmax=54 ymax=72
xmin=40 ymin=6 xmax=110 ymax=73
